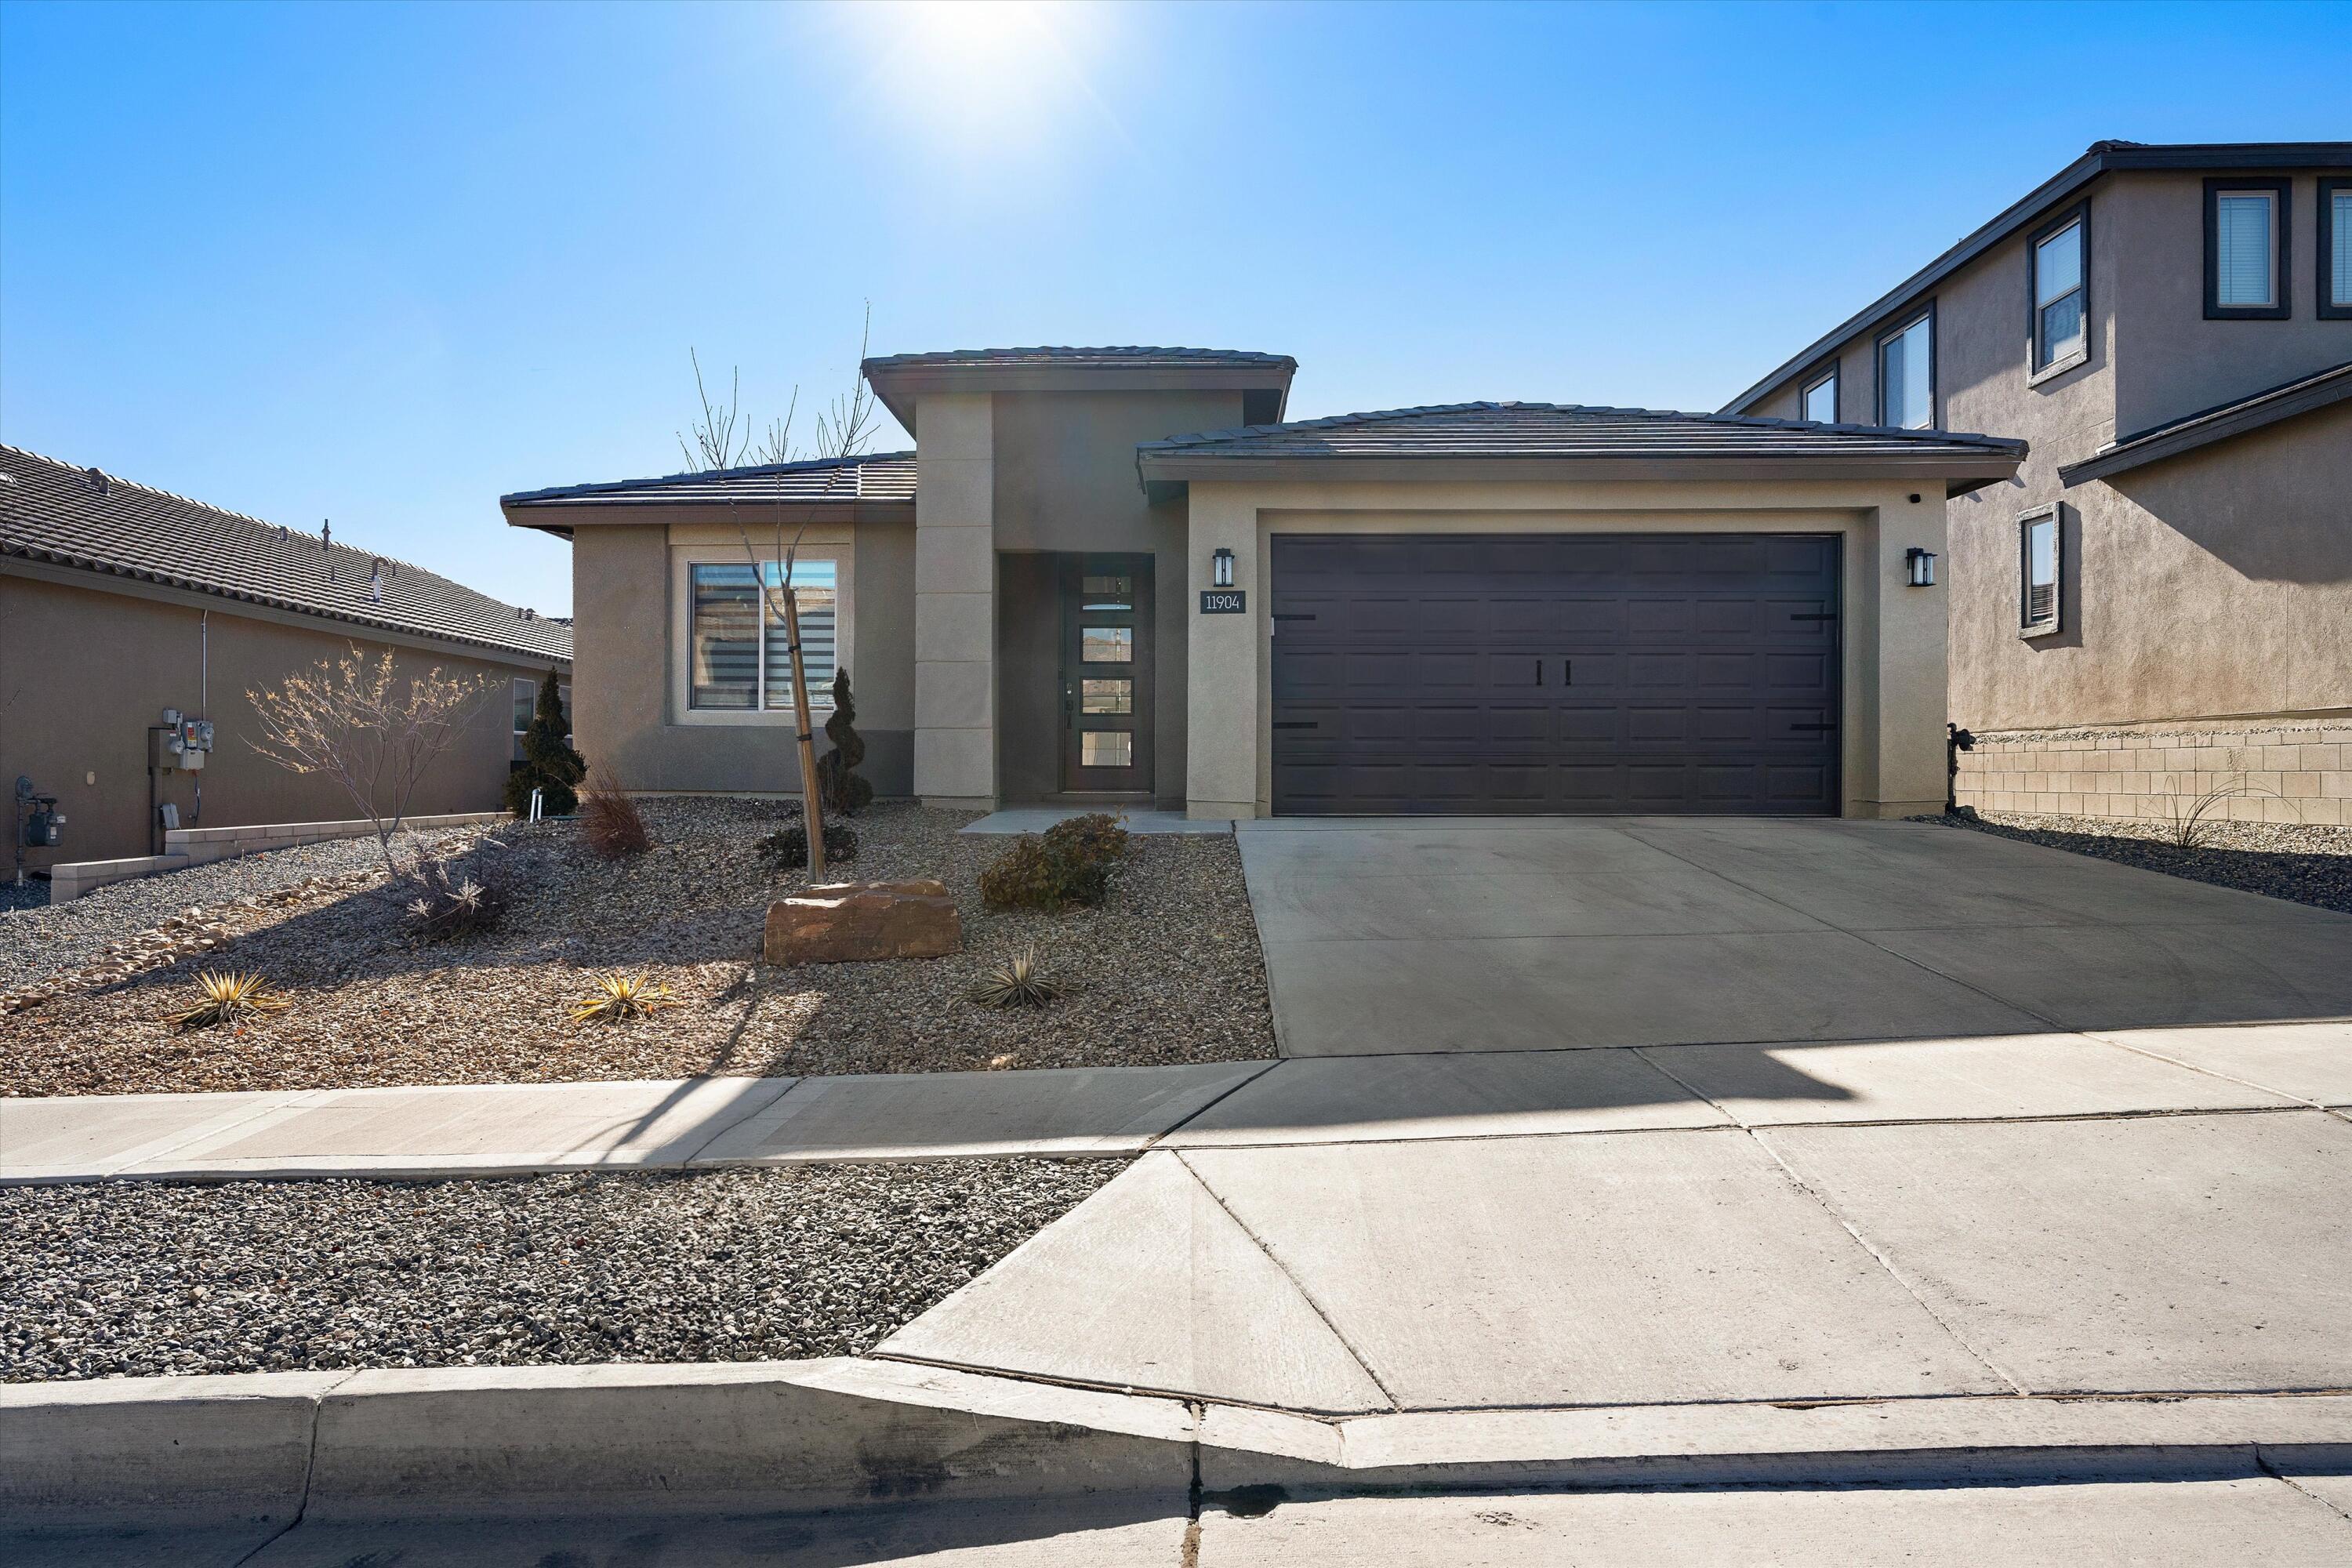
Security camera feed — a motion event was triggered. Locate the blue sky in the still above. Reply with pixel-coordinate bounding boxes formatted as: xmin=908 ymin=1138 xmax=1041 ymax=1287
xmin=5 ymin=0 xmax=2347 ymax=615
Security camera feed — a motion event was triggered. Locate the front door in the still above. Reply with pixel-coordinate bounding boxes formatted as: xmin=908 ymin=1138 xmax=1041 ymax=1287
xmin=1060 ymin=554 xmax=1154 ymax=795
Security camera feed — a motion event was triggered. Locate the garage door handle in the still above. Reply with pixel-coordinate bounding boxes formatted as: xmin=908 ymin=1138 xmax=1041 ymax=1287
xmin=1272 ymin=720 xmax=1319 ymax=730
xmin=1789 ymin=722 xmax=1836 ymax=731
xmin=1789 ymin=612 xmax=1837 ymax=622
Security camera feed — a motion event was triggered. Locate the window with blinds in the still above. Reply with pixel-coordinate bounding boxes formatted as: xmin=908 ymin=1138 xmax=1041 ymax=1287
xmin=2327 ymin=182 xmax=2352 ymax=315
xmin=2216 ymin=192 xmax=2276 ymax=306
xmin=688 ymin=559 xmax=839 ymax=711
xmin=2020 ymin=508 xmax=2060 ymax=635
xmin=2032 ymin=215 xmax=2087 ymax=372
xmin=1878 ymin=312 xmax=1933 ymax=430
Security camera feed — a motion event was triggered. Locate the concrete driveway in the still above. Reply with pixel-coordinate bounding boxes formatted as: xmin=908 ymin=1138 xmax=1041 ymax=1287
xmin=1236 ymin=816 xmax=2352 ymax=1054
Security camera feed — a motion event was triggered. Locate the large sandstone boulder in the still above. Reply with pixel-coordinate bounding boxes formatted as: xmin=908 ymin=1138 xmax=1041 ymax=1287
xmin=764 ymin=880 xmax=962 ymax=966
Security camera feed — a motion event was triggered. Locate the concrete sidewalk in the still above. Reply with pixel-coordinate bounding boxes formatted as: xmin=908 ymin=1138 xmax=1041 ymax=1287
xmin=5 ymin=1022 xmax=2345 ymax=1184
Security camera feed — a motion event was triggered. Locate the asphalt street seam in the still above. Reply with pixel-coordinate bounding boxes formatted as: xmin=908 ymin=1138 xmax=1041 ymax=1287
xmin=1171 ymin=1149 xmax=1406 ymax=1414
xmin=1632 ymin=1044 xmax=2031 ymax=1399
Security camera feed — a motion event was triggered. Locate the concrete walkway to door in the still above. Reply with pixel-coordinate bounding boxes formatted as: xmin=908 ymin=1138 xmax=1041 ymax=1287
xmin=1236 ymin=815 xmax=2352 ymax=1055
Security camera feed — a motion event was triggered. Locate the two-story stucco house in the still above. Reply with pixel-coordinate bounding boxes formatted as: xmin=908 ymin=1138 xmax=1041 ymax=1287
xmin=506 ymin=348 xmax=2024 ymax=820
xmin=1724 ymin=140 xmax=2352 ymax=826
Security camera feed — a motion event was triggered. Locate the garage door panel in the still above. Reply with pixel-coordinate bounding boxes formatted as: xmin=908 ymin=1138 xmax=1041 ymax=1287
xmin=1271 ymin=534 xmax=1839 ymax=815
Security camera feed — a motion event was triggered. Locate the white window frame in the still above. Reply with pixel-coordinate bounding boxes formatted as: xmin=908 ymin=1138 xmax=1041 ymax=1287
xmin=2028 ymin=206 xmax=2090 ymax=379
xmin=670 ymin=545 xmax=853 ymax=726
xmin=2018 ymin=504 xmax=2062 ymax=638
xmin=1801 ymin=364 xmax=1839 ymax=423
xmin=2205 ymin=179 xmax=2289 ymax=320
xmin=1875 ymin=307 xmax=1936 ymax=430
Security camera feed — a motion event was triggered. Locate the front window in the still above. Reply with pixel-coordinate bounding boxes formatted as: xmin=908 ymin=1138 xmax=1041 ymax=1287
xmin=688 ymin=558 xmax=839 ymax=711
xmin=2020 ymin=507 xmax=2060 ymax=636
xmin=1802 ymin=366 xmax=1838 ymax=423
xmin=2205 ymin=180 xmax=2288 ymax=319
xmin=1878 ymin=311 xmax=1933 ymax=429
xmin=2322 ymin=179 xmax=2352 ymax=320
xmin=2031 ymin=213 xmax=2087 ymax=372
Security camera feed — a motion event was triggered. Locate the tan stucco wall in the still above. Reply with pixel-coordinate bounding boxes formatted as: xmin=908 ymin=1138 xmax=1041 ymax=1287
xmin=1951 ymin=401 xmax=2352 ymax=732
xmin=564 ymin=517 xmax=916 ymax=797
xmin=991 ymin=390 xmax=1244 ymax=807
xmin=1179 ymin=477 xmax=1948 ymax=821
xmin=913 ymin=394 xmax=995 ymax=805
xmin=1736 ymin=165 xmax=2352 ymax=747
xmin=0 ymin=567 xmax=543 ymax=870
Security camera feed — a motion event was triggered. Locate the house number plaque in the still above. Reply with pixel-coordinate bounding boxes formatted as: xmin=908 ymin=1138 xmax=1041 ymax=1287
xmin=1199 ymin=590 xmax=1247 ymax=614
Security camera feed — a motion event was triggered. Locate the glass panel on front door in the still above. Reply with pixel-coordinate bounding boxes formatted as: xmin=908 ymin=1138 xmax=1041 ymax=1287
xmin=1064 ymin=555 xmax=1152 ymax=793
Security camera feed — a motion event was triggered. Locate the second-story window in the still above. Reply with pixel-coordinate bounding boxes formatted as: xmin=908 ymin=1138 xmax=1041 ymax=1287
xmin=2031 ymin=212 xmax=2088 ymax=372
xmin=2205 ymin=178 xmax=2290 ymax=320
xmin=1878 ymin=310 xmax=1933 ymax=429
xmin=1802 ymin=365 xmax=1838 ymax=423
xmin=2322 ymin=178 xmax=2351 ymax=321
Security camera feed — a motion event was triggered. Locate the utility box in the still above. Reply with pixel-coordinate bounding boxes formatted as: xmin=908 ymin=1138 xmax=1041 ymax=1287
xmin=151 ymin=718 xmax=214 ymax=771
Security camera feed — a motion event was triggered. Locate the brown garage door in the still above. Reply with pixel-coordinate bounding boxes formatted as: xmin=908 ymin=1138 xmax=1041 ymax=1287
xmin=1270 ymin=534 xmax=1840 ymax=815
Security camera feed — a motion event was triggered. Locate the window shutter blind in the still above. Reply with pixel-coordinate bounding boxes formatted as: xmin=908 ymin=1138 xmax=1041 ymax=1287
xmin=2334 ymin=191 xmax=2351 ymax=307
xmin=762 ymin=561 xmax=839 ymax=710
xmin=2216 ymin=194 xmax=2274 ymax=306
xmin=690 ymin=564 xmax=760 ymax=710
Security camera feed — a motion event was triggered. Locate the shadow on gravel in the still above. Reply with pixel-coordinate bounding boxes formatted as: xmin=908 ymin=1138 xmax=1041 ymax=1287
xmin=1942 ymin=815 xmax=2352 ymax=918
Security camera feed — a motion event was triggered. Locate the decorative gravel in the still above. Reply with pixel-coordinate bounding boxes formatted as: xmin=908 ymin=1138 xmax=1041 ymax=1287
xmin=0 ymin=1158 xmax=1120 ymax=1382
xmin=1929 ymin=809 xmax=2352 ymax=916
xmin=2 ymin=800 xmax=1276 ymax=1095
xmin=1 ymin=829 xmax=465 ymax=991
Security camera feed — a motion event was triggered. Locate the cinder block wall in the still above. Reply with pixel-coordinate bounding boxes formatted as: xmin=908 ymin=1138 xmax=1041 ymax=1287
xmin=1955 ymin=715 xmax=2352 ymax=828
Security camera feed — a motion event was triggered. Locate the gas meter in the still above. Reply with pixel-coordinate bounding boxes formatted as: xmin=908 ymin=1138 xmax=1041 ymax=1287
xmin=151 ymin=717 xmax=214 ymax=771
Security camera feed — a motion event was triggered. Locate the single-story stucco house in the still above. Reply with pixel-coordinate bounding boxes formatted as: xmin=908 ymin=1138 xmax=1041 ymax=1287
xmin=2 ymin=444 xmax=572 ymax=883
xmin=503 ymin=347 xmax=2023 ymax=820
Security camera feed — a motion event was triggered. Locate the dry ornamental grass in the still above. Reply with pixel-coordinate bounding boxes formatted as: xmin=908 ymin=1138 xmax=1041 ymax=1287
xmin=1 ymin=800 xmax=1274 ymax=1097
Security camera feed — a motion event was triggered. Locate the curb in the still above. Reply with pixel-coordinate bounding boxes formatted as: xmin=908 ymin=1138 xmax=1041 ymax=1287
xmin=7 ymin=1361 xmax=2350 ymax=1531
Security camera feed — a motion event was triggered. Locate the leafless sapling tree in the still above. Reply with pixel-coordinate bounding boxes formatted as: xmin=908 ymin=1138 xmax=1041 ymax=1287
xmin=245 ymin=648 xmax=498 ymax=883
xmin=721 ymin=304 xmax=884 ymax=882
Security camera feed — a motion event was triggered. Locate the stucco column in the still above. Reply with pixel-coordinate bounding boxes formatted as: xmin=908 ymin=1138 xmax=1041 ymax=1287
xmin=1184 ymin=483 xmax=1260 ymax=819
xmin=1865 ymin=488 xmax=1951 ymax=818
xmin=913 ymin=393 xmax=996 ymax=808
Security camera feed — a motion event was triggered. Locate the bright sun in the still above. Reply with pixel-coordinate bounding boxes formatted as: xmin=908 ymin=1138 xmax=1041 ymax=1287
xmin=851 ymin=1 xmax=1113 ymax=151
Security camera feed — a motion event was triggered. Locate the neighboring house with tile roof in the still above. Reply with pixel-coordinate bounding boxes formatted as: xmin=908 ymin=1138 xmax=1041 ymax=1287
xmin=1722 ymin=140 xmax=2352 ymax=826
xmin=508 ymin=347 xmax=2023 ymax=818
xmin=2 ymin=445 xmax=571 ymax=873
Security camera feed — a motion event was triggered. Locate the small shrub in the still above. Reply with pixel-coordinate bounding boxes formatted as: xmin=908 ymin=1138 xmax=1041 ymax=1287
xmin=572 ymin=971 xmax=680 ymax=1025
xmin=404 ymin=858 xmax=507 ymax=940
xmin=816 ymin=670 xmax=876 ymax=818
xmin=2161 ymin=772 xmax=2295 ymax=849
xmin=967 ymin=948 xmax=1065 ymax=1009
xmin=506 ymin=667 xmax=586 ymax=818
xmin=978 ymin=813 xmax=1130 ymax=911
xmin=758 ymin=820 xmax=860 ymax=872
xmin=170 ymin=971 xmax=291 ymax=1033
xmin=579 ymin=776 xmax=652 ymax=859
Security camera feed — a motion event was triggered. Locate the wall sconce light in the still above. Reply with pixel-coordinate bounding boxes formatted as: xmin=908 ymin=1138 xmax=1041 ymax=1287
xmin=1905 ymin=547 xmax=1938 ymax=588
xmin=1212 ymin=547 xmax=1236 ymax=588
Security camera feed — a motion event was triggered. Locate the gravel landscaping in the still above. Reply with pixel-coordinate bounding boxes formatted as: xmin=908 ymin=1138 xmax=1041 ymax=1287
xmin=1931 ymin=808 xmax=2352 ymax=916
xmin=0 ymin=1158 xmax=1120 ymax=1382
xmin=1 ymin=800 xmax=1275 ymax=1096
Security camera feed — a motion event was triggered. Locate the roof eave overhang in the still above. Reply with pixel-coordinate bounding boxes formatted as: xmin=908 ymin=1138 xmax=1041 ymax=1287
xmin=1718 ymin=140 xmax=2352 ymax=416
xmin=863 ymin=361 xmax=1298 ymax=435
xmin=1137 ymin=451 xmax=2024 ymax=500
xmin=501 ymin=498 xmax=916 ymax=536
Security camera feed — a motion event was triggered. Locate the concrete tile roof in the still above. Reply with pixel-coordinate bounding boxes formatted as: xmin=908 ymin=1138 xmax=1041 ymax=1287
xmin=1138 ymin=401 xmax=2027 ymax=462
xmin=0 ymin=444 xmax=571 ymax=666
xmin=500 ymin=451 xmax=918 ymax=511
xmin=862 ymin=346 xmax=1296 ymax=372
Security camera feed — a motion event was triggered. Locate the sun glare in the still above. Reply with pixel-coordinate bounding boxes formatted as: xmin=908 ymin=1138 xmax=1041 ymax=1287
xmin=849 ymin=1 xmax=1117 ymax=152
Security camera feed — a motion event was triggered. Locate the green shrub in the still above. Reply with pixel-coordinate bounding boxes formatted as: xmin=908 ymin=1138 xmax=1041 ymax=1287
xmin=506 ymin=668 xmax=585 ymax=818
xmin=978 ymin=813 xmax=1130 ymax=911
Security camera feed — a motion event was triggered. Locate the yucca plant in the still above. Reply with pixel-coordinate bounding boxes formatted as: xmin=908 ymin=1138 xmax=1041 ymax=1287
xmin=967 ymin=949 xmax=1066 ymax=1009
xmin=571 ymin=971 xmax=681 ymax=1025
xmin=170 ymin=971 xmax=292 ymax=1034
